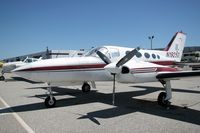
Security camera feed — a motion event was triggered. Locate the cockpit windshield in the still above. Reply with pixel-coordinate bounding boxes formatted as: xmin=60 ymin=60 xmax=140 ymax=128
xmin=85 ymin=47 xmax=109 ymax=57
xmin=23 ymin=58 xmax=39 ymax=63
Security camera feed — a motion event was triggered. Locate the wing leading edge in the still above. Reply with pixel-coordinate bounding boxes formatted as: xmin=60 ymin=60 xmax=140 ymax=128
xmin=156 ymin=70 xmax=200 ymax=79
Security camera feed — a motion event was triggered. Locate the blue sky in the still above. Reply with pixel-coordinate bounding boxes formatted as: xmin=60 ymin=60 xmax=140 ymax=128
xmin=0 ymin=0 xmax=200 ymax=59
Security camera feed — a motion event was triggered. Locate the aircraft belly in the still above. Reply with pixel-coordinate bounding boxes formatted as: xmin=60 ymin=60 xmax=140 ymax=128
xmin=28 ymin=69 xmax=112 ymax=83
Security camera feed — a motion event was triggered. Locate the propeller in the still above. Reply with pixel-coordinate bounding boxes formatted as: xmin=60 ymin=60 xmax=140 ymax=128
xmin=96 ymin=51 xmax=111 ymax=64
xmin=96 ymin=47 xmax=140 ymax=105
xmin=116 ymin=47 xmax=140 ymax=67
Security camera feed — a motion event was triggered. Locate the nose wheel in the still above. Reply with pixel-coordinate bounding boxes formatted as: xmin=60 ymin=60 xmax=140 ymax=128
xmin=45 ymin=96 xmax=56 ymax=108
xmin=45 ymin=84 xmax=56 ymax=108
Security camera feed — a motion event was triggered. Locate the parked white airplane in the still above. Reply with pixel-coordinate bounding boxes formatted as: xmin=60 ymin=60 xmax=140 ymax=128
xmin=0 ymin=57 xmax=42 ymax=80
xmin=13 ymin=32 xmax=200 ymax=108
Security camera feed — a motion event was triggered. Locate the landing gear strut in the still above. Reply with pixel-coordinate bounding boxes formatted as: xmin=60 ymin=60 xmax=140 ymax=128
xmin=45 ymin=83 xmax=56 ymax=108
xmin=158 ymin=80 xmax=172 ymax=107
xmin=82 ymin=82 xmax=91 ymax=92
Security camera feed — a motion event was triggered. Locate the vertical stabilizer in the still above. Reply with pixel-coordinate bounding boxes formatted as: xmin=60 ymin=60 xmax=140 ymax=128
xmin=164 ymin=32 xmax=186 ymax=62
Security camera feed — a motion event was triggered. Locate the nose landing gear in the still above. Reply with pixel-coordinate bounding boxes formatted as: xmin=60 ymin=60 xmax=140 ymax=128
xmin=45 ymin=83 xmax=56 ymax=108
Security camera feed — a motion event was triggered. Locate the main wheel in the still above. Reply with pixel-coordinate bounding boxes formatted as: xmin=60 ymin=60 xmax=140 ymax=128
xmin=82 ymin=83 xmax=91 ymax=92
xmin=157 ymin=92 xmax=168 ymax=106
xmin=0 ymin=76 xmax=5 ymax=81
xmin=45 ymin=96 xmax=56 ymax=108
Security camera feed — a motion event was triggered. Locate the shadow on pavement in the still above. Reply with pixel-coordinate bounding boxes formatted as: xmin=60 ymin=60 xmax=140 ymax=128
xmin=0 ymin=85 xmax=200 ymax=125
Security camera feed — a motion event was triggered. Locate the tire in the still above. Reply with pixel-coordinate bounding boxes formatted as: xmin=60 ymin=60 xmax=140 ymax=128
xmin=45 ymin=96 xmax=56 ymax=108
xmin=0 ymin=76 xmax=5 ymax=81
xmin=82 ymin=83 xmax=91 ymax=93
xmin=157 ymin=92 xmax=168 ymax=106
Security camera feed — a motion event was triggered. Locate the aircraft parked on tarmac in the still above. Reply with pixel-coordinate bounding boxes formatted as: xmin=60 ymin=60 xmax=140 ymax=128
xmin=0 ymin=57 xmax=42 ymax=80
xmin=13 ymin=32 xmax=200 ymax=108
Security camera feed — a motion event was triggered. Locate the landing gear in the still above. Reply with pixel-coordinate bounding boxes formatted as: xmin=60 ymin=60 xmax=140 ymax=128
xmin=158 ymin=80 xmax=172 ymax=107
xmin=0 ymin=75 xmax=5 ymax=81
xmin=82 ymin=82 xmax=91 ymax=92
xmin=157 ymin=92 xmax=170 ymax=107
xmin=0 ymin=70 xmax=5 ymax=81
xmin=45 ymin=96 xmax=56 ymax=108
xmin=45 ymin=84 xmax=56 ymax=108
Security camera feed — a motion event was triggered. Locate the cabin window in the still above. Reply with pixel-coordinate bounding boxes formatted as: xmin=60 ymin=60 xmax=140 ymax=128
xmin=136 ymin=52 xmax=142 ymax=58
xmin=157 ymin=55 xmax=160 ymax=59
xmin=144 ymin=53 xmax=150 ymax=58
xmin=152 ymin=54 xmax=156 ymax=59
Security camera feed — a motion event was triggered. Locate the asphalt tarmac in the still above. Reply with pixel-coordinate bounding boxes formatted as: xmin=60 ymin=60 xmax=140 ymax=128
xmin=0 ymin=73 xmax=200 ymax=133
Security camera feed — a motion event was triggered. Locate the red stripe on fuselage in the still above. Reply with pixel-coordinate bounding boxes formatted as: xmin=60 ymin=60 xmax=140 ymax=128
xmin=150 ymin=61 xmax=175 ymax=66
xmin=18 ymin=64 xmax=107 ymax=71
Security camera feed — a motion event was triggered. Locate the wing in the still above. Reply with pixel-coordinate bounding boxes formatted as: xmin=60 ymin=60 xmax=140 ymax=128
xmin=156 ymin=70 xmax=200 ymax=79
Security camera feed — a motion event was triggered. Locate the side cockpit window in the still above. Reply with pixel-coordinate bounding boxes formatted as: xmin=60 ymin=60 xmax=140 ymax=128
xmin=85 ymin=47 xmax=109 ymax=58
xmin=110 ymin=48 xmax=120 ymax=58
xmin=24 ymin=58 xmax=32 ymax=63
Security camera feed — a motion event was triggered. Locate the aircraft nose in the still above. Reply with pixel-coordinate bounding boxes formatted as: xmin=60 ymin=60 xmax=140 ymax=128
xmin=12 ymin=65 xmax=32 ymax=80
xmin=12 ymin=66 xmax=25 ymax=72
xmin=12 ymin=65 xmax=31 ymax=76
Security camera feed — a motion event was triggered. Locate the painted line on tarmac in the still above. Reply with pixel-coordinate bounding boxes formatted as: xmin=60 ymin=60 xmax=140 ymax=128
xmin=0 ymin=96 xmax=35 ymax=133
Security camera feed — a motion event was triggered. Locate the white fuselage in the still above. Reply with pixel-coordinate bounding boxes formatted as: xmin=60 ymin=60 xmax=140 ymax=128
xmin=14 ymin=56 xmax=112 ymax=83
xmin=13 ymin=46 xmax=177 ymax=85
xmin=12 ymin=32 xmax=187 ymax=84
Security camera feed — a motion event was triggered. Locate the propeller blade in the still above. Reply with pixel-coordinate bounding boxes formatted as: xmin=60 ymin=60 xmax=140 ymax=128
xmin=96 ymin=51 xmax=111 ymax=64
xmin=116 ymin=47 xmax=140 ymax=67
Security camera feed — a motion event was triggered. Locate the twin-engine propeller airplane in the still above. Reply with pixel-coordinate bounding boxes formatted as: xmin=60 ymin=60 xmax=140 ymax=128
xmin=13 ymin=32 xmax=200 ymax=108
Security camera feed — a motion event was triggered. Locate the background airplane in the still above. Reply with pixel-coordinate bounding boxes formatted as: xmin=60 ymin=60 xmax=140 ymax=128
xmin=0 ymin=57 xmax=42 ymax=81
xmin=13 ymin=32 xmax=200 ymax=108
xmin=0 ymin=61 xmax=3 ymax=68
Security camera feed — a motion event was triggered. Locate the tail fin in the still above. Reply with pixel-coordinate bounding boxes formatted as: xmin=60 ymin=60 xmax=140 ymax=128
xmin=164 ymin=32 xmax=186 ymax=62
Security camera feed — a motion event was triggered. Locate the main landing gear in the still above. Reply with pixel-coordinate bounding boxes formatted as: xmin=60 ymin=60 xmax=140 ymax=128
xmin=0 ymin=75 xmax=5 ymax=81
xmin=82 ymin=82 xmax=91 ymax=93
xmin=158 ymin=80 xmax=172 ymax=108
xmin=0 ymin=71 xmax=5 ymax=81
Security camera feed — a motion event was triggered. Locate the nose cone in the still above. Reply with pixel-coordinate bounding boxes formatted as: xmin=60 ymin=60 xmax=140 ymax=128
xmin=12 ymin=64 xmax=32 ymax=80
xmin=12 ymin=64 xmax=30 ymax=72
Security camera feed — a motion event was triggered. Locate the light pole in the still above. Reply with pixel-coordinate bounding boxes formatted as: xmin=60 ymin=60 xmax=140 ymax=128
xmin=148 ymin=36 xmax=154 ymax=50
